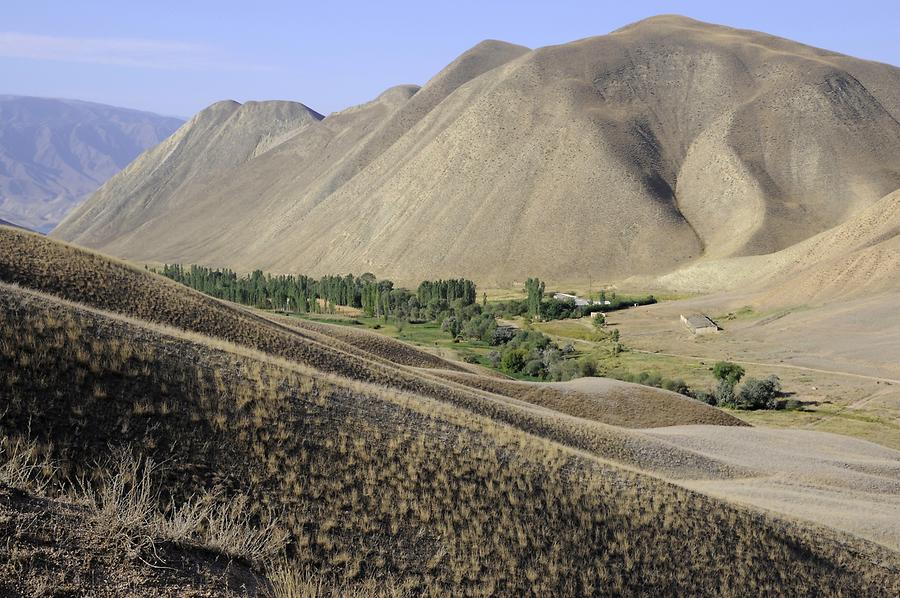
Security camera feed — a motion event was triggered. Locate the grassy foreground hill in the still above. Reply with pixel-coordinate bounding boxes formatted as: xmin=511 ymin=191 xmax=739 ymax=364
xmin=1 ymin=227 xmax=899 ymax=596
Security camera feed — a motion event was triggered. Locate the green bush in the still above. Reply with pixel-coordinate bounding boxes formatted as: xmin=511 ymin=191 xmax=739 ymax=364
xmin=662 ymin=378 xmax=689 ymax=395
xmin=714 ymin=380 xmax=736 ymax=407
xmin=524 ymin=359 xmax=545 ymax=377
xmin=636 ymin=371 xmax=662 ymax=388
xmin=461 ymin=313 xmax=497 ymax=343
xmin=548 ymin=359 xmax=579 ymax=382
xmin=735 ymin=376 xmax=782 ymax=410
xmin=500 ymin=349 xmax=527 ymax=373
xmin=440 ymin=316 xmax=461 ymax=338
xmin=578 ymin=358 xmax=597 ymax=378
xmin=691 ymin=389 xmax=717 ymax=405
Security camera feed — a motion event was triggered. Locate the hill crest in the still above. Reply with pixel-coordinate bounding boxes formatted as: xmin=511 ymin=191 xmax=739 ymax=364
xmin=53 ymin=17 xmax=900 ymax=291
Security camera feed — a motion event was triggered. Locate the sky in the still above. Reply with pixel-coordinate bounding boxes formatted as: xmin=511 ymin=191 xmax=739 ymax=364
xmin=3 ymin=0 xmax=899 ymax=118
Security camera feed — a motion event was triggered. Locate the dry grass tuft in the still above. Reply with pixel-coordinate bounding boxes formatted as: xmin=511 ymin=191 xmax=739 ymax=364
xmin=266 ymin=563 xmax=409 ymax=598
xmin=0 ymin=439 xmax=59 ymax=495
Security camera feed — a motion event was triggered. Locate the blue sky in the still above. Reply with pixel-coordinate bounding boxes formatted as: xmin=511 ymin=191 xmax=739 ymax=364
xmin=3 ymin=0 xmax=898 ymax=118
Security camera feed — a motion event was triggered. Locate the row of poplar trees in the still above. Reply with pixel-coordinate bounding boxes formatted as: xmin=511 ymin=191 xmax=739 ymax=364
xmin=416 ymin=279 xmax=477 ymax=307
xmin=158 ymin=264 xmax=476 ymax=319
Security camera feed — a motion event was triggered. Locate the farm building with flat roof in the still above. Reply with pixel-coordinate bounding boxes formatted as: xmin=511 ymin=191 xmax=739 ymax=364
xmin=681 ymin=314 xmax=719 ymax=335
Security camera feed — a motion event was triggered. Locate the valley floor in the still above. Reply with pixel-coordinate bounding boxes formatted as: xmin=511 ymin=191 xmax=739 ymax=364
xmin=642 ymin=425 xmax=900 ymax=550
xmin=293 ymin=300 xmax=900 ymax=551
xmin=609 ymin=293 xmax=900 ymax=449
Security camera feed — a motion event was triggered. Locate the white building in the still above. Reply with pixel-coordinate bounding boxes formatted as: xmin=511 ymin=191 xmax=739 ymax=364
xmin=552 ymin=292 xmax=610 ymax=307
xmin=552 ymin=292 xmax=590 ymax=306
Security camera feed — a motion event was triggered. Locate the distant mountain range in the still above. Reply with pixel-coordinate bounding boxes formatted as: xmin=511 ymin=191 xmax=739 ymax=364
xmin=0 ymin=218 xmax=31 ymax=231
xmin=0 ymin=95 xmax=183 ymax=232
xmin=54 ymin=16 xmax=900 ymax=294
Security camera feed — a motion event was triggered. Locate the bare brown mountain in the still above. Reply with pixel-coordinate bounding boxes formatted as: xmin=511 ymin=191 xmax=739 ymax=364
xmin=640 ymin=187 xmax=900 ymax=301
xmin=54 ymin=16 xmax=900 ymax=287
xmin=53 ymin=99 xmax=323 ymax=244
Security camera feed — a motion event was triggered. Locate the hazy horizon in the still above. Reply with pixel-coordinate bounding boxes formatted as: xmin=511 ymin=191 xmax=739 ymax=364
xmin=4 ymin=0 xmax=900 ymax=118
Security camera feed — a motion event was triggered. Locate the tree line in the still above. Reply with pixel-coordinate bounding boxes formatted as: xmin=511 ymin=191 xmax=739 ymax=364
xmin=155 ymin=264 xmax=476 ymax=320
xmin=416 ymin=279 xmax=476 ymax=308
xmin=492 ymin=278 xmax=656 ymax=321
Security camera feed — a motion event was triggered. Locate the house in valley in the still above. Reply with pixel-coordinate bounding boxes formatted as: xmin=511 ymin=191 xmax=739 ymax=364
xmin=681 ymin=314 xmax=719 ymax=335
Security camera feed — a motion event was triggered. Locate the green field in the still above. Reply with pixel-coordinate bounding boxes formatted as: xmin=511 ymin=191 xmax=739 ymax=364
xmin=295 ymin=313 xmax=546 ymax=380
xmin=288 ymin=310 xmax=900 ymax=448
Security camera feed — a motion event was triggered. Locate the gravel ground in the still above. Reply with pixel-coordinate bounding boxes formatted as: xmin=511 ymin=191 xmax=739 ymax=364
xmin=643 ymin=425 xmax=900 ymax=550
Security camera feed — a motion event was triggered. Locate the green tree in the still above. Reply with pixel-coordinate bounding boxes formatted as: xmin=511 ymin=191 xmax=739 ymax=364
xmin=524 ymin=278 xmax=545 ymax=318
xmin=713 ymin=362 xmax=745 ymax=386
xmin=736 ymin=376 xmax=782 ymax=410
xmin=715 ymin=380 xmax=736 ymax=407
xmin=501 ymin=349 xmax=527 ymax=373
xmin=578 ymin=358 xmax=597 ymax=377
xmin=380 ymin=289 xmax=391 ymax=321
xmin=441 ymin=316 xmax=461 ymax=338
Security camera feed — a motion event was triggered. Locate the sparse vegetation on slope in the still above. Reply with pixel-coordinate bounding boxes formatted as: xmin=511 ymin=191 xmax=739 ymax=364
xmin=2 ymin=229 xmax=899 ymax=595
xmin=2 ymin=283 xmax=899 ymax=595
xmin=0 ymin=229 xmax=746 ymax=465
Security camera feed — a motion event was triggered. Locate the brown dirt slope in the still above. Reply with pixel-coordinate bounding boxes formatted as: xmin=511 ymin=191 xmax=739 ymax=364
xmin=52 ymin=99 xmax=322 ymax=247
xmin=1 ymin=267 xmax=899 ymax=594
xmin=645 ymin=425 xmax=900 ymax=551
xmin=0 ymin=228 xmax=746 ymax=478
xmin=432 ymin=370 xmax=743 ymax=428
xmin=53 ymin=16 xmax=900 ymax=285
xmin=645 ymin=187 xmax=900 ymax=300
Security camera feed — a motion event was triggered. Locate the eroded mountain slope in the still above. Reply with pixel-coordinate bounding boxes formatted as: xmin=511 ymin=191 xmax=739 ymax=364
xmin=54 ymin=16 xmax=900 ymax=284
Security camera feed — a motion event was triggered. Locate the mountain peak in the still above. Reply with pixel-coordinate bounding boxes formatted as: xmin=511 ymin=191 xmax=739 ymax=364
xmin=612 ymin=14 xmax=724 ymax=34
xmin=53 ymin=22 xmax=900 ymax=286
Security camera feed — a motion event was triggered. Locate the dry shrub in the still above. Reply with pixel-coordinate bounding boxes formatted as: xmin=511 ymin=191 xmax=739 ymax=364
xmin=0 ymin=438 xmax=59 ymax=495
xmin=265 ymin=563 xmax=408 ymax=598
xmin=203 ymin=493 xmax=288 ymax=565
xmin=75 ymin=450 xmax=287 ymax=565
xmin=77 ymin=450 xmax=159 ymax=554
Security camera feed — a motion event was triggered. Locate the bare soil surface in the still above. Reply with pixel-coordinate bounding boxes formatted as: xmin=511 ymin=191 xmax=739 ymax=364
xmin=610 ymin=293 xmax=900 ymax=448
xmin=0 ymin=485 xmax=267 ymax=597
xmin=643 ymin=425 xmax=900 ymax=550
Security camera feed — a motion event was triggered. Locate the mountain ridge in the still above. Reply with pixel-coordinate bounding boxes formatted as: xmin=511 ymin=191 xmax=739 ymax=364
xmin=0 ymin=95 xmax=184 ymax=232
xmin=54 ymin=16 xmax=900 ymax=291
